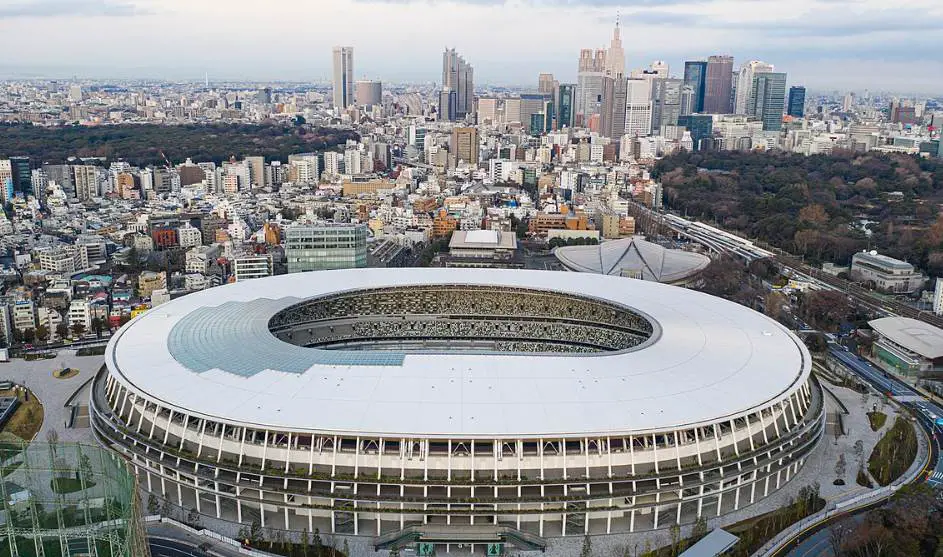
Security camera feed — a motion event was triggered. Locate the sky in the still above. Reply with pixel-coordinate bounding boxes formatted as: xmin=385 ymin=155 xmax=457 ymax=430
xmin=0 ymin=0 xmax=941 ymax=94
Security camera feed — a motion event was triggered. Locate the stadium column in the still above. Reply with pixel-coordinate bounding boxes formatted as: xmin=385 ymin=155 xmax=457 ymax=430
xmin=729 ymin=419 xmax=740 ymax=457
xmin=286 ymin=433 xmax=293 ymax=473
xmin=260 ymin=430 xmax=269 ymax=471
xmin=674 ymin=430 xmax=683 ymax=525
xmin=745 ymin=414 xmax=756 ymax=451
xmin=196 ymin=419 xmax=207 ymax=458
xmin=148 ymin=404 xmax=160 ymax=439
xmin=178 ymin=413 xmax=190 ymax=451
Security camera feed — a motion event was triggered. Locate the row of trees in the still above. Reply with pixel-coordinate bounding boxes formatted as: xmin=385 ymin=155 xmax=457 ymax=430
xmin=10 ymin=317 xmax=109 ymax=346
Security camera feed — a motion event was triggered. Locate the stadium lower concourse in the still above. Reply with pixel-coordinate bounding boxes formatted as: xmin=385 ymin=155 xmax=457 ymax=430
xmin=91 ymin=268 xmax=823 ymax=550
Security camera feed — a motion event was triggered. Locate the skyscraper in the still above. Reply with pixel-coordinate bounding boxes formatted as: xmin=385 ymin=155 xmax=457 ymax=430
xmin=557 ymin=84 xmax=575 ymax=129
xmin=787 ymin=86 xmax=806 ymax=118
xmin=9 ymin=156 xmax=32 ymax=197
xmin=331 ymin=46 xmax=354 ymax=110
xmin=735 ymin=61 xmax=774 ymax=115
xmin=576 ymin=48 xmax=607 ymax=121
xmin=600 ymin=76 xmax=627 ymax=139
xmin=355 ymin=80 xmax=382 ymax=107
xmin=438 ymin=88 xmax=457 ymax=122
xmin=624 ymin=78 xmax=653 ymax=137
xmin=649 ymin=61 xmax=669 ymax=78
xmin=749 ymin=72 xmax=787 ymax=131
xmin=606 ymin=18 xmax=625 ymax=77
xmin=683 ymin=61 xmax=707 ymax=113
xmin=704 ymin=55 xmax=734 ymax=114
xmin=442 ymin=49 xmax=474 ymax=120
xmin=451 ymin=127 xmax=479 ymax=166
xmin=651 ymin=78 xmax=683 ymax=134
xmin=678 ymin=115 xmax=714 ymax=150
xmin=538 ymin=73 xmax=556 ymax=95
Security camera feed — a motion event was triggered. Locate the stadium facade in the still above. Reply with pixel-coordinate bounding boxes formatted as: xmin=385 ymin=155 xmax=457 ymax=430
xmin=92 ymin=269 xmax=823 ymax=550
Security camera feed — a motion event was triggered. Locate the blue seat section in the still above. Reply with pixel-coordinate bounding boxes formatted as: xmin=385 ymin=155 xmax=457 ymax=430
xmin=167 ymin=298 xmax=405 ymax=376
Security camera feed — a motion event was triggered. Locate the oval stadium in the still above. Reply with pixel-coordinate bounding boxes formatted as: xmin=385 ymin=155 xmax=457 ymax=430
xmin=91 ymin=268 xmax=823 ymax=551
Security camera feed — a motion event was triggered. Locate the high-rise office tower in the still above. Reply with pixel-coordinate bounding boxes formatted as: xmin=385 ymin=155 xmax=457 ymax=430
xmin=438 ymin=88 xmax=457 ymax=122
xmin=451 ymin=127 xmax=479 ymax=166
xmin=442 ymin=49 xmax=474 ymax=120
xmin=538 ymin=73 xmax=556 ymax=95
xmin=355 ymin=80 xmax=382 ymax=107
xmin=787 ymin=86 xmax=806 ymax=118
xmin=624 ymin=78 xmax=653 ymax=137
xmin=734 ymin=61 xmax=774 ymax=114
xmin=0 ymin=161 xmax=12 ymax=204
xmin=477 ymin=98 xmax=498 ymax=124
xmin=649 ymin=61 xmax=669 ymax=78
xmin=749 ymin=72 xmax=787 ymax=131
xmin=704 ymin=55 xmax=734 ymax=114
xmin=842 ymin=93 xmax=854 ymax=113
xmin=332 ymin=46 xmax=354 ymax=109
xmin=557 ymin=84 xmax=575 ymax=129
xmin=680 ymin=86 xmax=695 ymax=117
xmin=600 ymin=76 xmax=627 ymax=139
xmin=576 ymin=48 xmax=607 ymax=120
xmin=683 ymin=61 xmax=707 ymax=113
xmin=651 ymin=78 xmax=683 ymax=134
xmin=9 ymin=156 xmax=32 ymax=196
xmin=606 ymin=17 xmax=625 ymax=77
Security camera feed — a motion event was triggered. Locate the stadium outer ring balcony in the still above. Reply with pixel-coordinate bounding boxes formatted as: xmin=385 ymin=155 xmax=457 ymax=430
xmin=90 ymin=268 xmax=824 ymax=549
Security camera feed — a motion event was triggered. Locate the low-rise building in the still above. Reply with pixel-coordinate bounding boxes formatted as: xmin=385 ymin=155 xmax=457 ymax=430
xmin=34 ymin=245 xmax=90 ymax=274
xmin=444 ymin=230 xmax=521 ymax=268
xmin=138 ymin=271 xmax=167 ymax=298
xmin=869 ymin=317 xmax=943 ymax=379
xmin=68 ymin=299 xmax=91 ymax=330
xmin=850 ymin=251 xmax=926 ymax=293
xmin=233 ymin=254 xmax=274 ymax=282
xmin=185 ymin=245 xmax=222 ymax=275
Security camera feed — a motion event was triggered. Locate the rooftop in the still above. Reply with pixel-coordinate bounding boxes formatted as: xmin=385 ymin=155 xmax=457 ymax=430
xmin=449 ymin=230 xmax=517 ymax=250
xmin=554 ymin=236 xmax=710 ymax=283
xmin=107 ymin=268 xmax=809 ymax=438
xmin=869 ymin=316 xmax=943 ymax=359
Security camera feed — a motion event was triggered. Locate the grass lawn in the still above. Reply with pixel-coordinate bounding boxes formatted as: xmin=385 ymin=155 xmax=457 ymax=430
xmin=867 ymin=411 xmax=887 ymax=431
xmin=868 ymin=416 xmax=918 ymax=486
xmin=0 ymin=388 xmax=43 ymax=442
xmin=50 ymin=477 xmax=95 ymax=494
xmin=76 ymin=345 xmax=106 ymax=356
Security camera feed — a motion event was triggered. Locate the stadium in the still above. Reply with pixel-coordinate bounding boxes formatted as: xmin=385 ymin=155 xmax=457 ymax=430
xmin=91 ymin=268 xmax=823 ymax=552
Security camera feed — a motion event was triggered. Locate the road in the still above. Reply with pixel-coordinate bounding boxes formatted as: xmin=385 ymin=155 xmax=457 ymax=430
xmin=780 ymin=347 xmax=943 ymax=556
xmin=149 ymin=537 xmax=209 ymax=557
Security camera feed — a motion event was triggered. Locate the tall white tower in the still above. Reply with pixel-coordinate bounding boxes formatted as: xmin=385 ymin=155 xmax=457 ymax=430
xmin=332 ymin=46 xmax=354 ymax=110
xmin=606 ymin=16 xmax=625 ymax=77
xmin=735 ymin=60 xmax=774 ymax=115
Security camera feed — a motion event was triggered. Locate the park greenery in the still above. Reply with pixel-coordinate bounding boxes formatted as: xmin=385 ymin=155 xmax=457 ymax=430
xmin=653 ymin=150 xmax=943 ymax=273
xmin=828 ymin=484 xmax=942 ymax=557
xmin=867 ymin=411 xmax=888 ymax=431
xmin=868 ymin=416 xmax=918 ymax=486
xmin=0 ymin=387 xmax=43 ymax=442
xmin=0 ymin=123 xmax=359 ymax=167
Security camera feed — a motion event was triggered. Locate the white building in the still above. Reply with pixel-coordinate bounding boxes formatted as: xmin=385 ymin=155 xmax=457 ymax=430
xmin=12 ymin=301 xmax=36 ymax=332
xmin=624 ymin=78 xmax=653 ymax=137
xmin=177 ymin=224 xmax=202 ymax=248
xmin=850 ymin=251 xmax=926 ymax=293
xmin=735 ymin=61 xmax=774 ymax=115
xmin=34 ymin=245 xmax=90 ymax=274
xmin=185 ymin=245 xmax=221 ymax=275
xmin=233 ymin=254 xmax=274 ymax=282
xmin=68 ymin=299 xmax=92 ymax=330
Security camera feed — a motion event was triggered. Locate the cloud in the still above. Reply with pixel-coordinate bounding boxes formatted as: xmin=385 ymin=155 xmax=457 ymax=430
xmin=0 ymin=0 xmax=150 ymax=18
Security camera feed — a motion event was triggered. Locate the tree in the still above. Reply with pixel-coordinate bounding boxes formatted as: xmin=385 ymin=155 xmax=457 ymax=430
xmin=343 ymin=538 xmax=350 ymax=556
xmin=71 ymin=322 xmax=86 ymax=338
xmin=186 ymin=507 xmax=201 ymax=528
xmin=669 ymin=523 xmax=682 ymax=556
xmin=55 ymin=322 xmax=69 ymax=340
xmin=313 ymin=528 xmax=322 ymax=554
xmin=78 ymin=453 xmax=93 ymax=484
xmin=91 ymin=317 xmax=105 ymax=338
xmin=11 ymin=328 xmax=23 ymax=345
xmin=580 ymin=534 xmax=592 ymax=557
xmin=691 ymin=515 xmax=709 ymax=541
xmin=34 ymin=324 xmax=50 ymax=343
xmin=301 ymin=528 xmax=310 ymax=556
xmin=22 ymin=328 xmax=35 ymax=344
xmin=147 ymin=494 xmax=159 ymax=515
xmin=835 ymin=453 xmax=847 ymax=480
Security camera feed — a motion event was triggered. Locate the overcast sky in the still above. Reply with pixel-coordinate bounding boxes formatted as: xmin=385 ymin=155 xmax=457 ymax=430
xmin=0 ymin=0 xmax=941 ymax=93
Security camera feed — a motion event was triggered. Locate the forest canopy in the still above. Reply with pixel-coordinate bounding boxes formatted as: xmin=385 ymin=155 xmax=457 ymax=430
xmin=0 ymin=123 xmax=360 ymax=167
xmin=652 ymin=150 xmax=943 ymax=274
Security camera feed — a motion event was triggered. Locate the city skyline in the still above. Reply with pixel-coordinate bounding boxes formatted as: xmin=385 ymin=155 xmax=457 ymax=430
xmin=0 ymin=0 xmax=941 ymax=93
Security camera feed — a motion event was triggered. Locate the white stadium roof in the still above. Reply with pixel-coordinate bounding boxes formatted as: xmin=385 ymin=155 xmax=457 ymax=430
xmin=869 ymin=316 xmax=943 ymax=359
xmin=106 ymin=268 xmax=809 ymax=438
xmin=554 ymin=237 xmax=711 ymax=282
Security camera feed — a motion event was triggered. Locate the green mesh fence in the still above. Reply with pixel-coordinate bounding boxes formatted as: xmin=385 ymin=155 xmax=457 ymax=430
xmin=0 ymin=439 xmax=149 ymax=557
